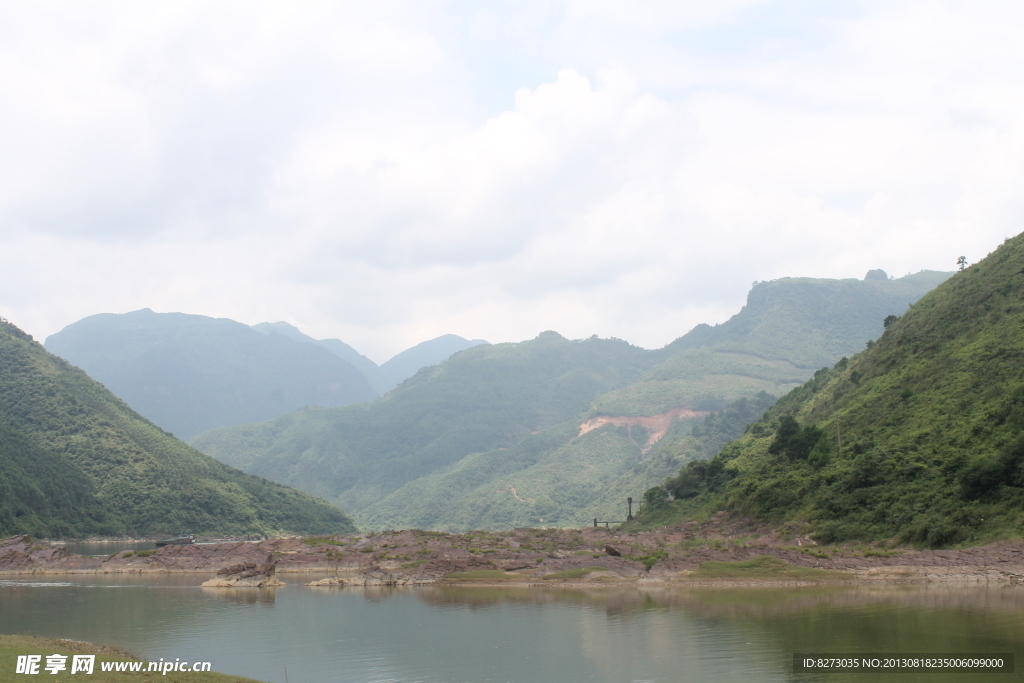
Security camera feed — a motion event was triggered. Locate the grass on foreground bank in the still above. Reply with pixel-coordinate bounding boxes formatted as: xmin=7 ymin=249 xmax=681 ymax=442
xmin=0 ymin=636 xmax=267 ymax=683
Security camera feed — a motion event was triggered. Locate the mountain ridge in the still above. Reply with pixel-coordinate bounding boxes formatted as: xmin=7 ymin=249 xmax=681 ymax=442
xmin=192 ymin=270 xmax=950 ymax=531
xmin=45 ymin=309 xmax=378 ymax=439
xmin=634 ymin=239 xmax=1024 ymax=547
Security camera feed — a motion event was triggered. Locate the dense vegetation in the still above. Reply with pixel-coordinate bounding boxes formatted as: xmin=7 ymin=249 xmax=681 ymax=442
xmin=193 ymin=332 xmax=658 ymax=519
xmin=377 ymin=334 xmax=490 ymax=391
xmin=194 ymin=271 xmax=946 ymax=532
xmin=45 ymin=309 xmax=377 ymax=439
xmin=634 ymin=236 xmax=1024 ymax=546
xmin=0 ymin=318 xmax=357 ymax=538
xmin=355 ymin=391 xmax=778 ymax=531
xmin=0 ymin=422 xmax=115 ymax=537
xmin=592 ymin=270 xmax=951 ymax=416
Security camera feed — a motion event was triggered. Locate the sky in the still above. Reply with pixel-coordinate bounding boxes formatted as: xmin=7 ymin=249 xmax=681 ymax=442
xmin=0 ymin=1 xmax=1021 ymax=364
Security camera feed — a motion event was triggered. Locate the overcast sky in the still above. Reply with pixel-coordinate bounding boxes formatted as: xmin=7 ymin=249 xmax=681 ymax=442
xmin=0 ymin=1 xmax=1019 ymax=363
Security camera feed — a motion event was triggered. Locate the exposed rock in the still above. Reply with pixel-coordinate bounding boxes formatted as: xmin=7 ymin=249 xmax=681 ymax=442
xmin=363 ymin=567 xmax=400 ymax=586
xmin=501 ymin=561 xmax=534 ymax=571
xmin=201 ymin=558 xmax=283 ymax=587
xmin=7 ymin=525 xmax=1024 ymax=586
xmin=0 ymin=535 xmax=102 ymax=572
xmin=306 ymin=576 xmax=347 ymax=587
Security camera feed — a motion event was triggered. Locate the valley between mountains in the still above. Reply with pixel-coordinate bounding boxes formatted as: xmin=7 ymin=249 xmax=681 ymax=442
xmin=3 ymin=264 xmax=963 ymax=542
xmin=188 ymin=270 xmax=948 ymax=532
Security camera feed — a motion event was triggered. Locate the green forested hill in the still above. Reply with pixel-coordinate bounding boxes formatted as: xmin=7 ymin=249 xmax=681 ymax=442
xmin=0 ymin=318 xmax=357 ymax=538
xmin=192 ymin=332 xmax=658 ymax=518
xmin=0 ymin=421 xmax=114 ymax=537
xmin=193 ymin=270 xmax=948 ymax=532
xmin=592 ymin=270 xmax=951 ymax=416
xmin=635 ymin=238 xmax=1024 ymax=546
xmin=377 ymin=334 xmax=490 ymax=391
xmin=354 ymin=392 xmax=777 ymax=531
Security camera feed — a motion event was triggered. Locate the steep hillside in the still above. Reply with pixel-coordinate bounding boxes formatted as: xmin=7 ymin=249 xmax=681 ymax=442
xmin=0 ymin=318 xmax=356 ymax=537
xmin=592 ymin=271 xmax=951 ymax=415
xmin=355 ymin=392 xmax=776 ymax=531
xmin=192 ymin=332 xmax=656 ymax=520
xmin=0 ymin=421 xmax=114 ymax=538
xmin=45 ymin=309 xmax=377 ymax=439
xmin=635 ymin=238 xmax=1024 ymax=546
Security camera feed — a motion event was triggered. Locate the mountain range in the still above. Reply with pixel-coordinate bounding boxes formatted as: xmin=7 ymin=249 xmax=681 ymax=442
xmin=45 ymin=310 xmax=486 ymax=439
xmin=251 ymin=321 xmax=487 ymax=395
xmin=192 ymin=269 xmax=951 ymax=531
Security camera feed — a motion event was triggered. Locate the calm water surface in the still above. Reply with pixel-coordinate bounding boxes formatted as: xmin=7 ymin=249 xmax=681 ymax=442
xmin=1 ymin=574 xmax=1022 ymax=682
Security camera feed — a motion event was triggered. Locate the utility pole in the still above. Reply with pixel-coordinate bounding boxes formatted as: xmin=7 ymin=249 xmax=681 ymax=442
xmin=627 ymin=497 xmax=634 ymax=521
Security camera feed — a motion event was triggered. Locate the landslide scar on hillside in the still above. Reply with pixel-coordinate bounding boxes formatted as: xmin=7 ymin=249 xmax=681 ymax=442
xmin=577 ymin=407 xmax=710 ymax=454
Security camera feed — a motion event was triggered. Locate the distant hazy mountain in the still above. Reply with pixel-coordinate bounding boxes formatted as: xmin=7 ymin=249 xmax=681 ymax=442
xmin=0 ymin=317 xmax=356 ymax=538
xmin=251 ymin=321 xmax=389 ymax=394
xmin=252 ymin=322 xmax=488 ymax=394
xmin=193 ymin=269 xmax=952 ymax=532
xmin=379 ymin=334 xmax=489 ymax=389
xmin=45 ymin=309 xmax=378 ymax=439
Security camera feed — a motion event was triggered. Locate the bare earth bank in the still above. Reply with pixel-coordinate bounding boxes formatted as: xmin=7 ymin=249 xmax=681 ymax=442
xmin=3 ymin=516 xmax=1024 ymax=587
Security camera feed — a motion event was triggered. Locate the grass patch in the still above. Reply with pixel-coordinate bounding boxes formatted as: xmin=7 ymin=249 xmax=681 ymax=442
xmin=304 ymin=536 xmax=346 ymax=546
xmin=541 ymin=566 xmax=606 ymax=580
xmin=623 ymin=549 xmax=668 ymax=571
xmin=401 ymin=560 xmax=426 ymax=568
xmin=632 ymin=549 xmax=668 ymax=571
xmin=0 ymin=635 xmax=268 ymax=683
xmin=442 ymin=570 xmax=515 ymax=581
xmin=692 ymin=555 xmax=844 ymax=581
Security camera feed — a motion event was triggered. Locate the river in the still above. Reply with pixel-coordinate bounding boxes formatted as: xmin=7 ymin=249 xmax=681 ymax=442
xmin=2 ymin=574 xmax=1022 ymax=682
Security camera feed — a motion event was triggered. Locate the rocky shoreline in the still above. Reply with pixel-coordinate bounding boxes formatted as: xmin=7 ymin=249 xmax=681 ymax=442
xmin=4 ymin=518 xmax=1024 ymax=587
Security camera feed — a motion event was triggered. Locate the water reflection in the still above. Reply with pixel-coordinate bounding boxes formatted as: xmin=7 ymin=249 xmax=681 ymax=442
xmin=1 ymin=576 xmax=1022 ymax=683
xmin=200 ymin=586 xmax=279 ymax=604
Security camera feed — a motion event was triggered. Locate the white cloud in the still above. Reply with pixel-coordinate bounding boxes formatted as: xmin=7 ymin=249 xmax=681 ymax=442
xmin=0 ymin=1 xmax=1021 ymax=362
